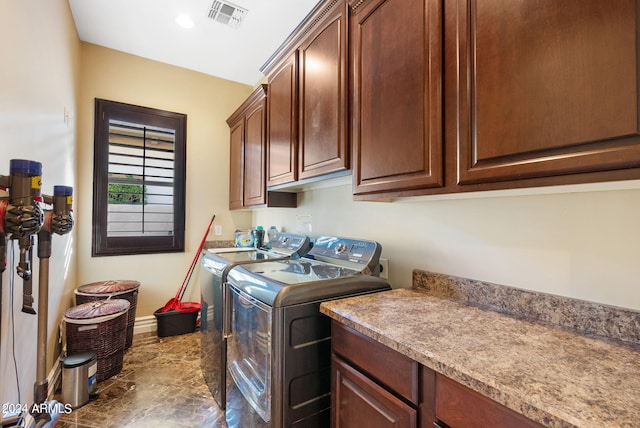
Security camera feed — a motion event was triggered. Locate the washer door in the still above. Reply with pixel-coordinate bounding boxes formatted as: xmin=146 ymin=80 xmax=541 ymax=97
xmin=227 ymin=285 xmax=272 ymax=423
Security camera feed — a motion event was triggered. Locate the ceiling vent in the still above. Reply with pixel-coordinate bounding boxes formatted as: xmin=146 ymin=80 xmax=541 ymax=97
xmin=207 ymin=0 xmax=248 ymax=29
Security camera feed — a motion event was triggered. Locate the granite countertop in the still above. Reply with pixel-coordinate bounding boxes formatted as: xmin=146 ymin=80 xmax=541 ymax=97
xmin=320 ymin=273 xmax=640 ymax=428
xmin=203 ymin=240 xmax=235 ymax=250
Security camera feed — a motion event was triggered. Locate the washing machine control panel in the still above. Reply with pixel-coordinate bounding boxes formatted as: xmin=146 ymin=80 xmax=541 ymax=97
xmin=308 ymin=237 xmax=381 ymax=271
xmin=269 ymin=233 xmax=312 ymax=257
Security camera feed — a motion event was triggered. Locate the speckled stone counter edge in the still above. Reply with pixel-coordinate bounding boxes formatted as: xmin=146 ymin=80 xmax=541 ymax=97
xmin=413 ymin=269 xmax=640 ymax=347
xmin=203 ymin=240 xmax=235 ymax=249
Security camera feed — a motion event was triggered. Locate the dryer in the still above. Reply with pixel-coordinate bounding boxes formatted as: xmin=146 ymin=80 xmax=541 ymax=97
xmin=200 ymin=232 xmax=311 ymax=409
xmin=224 ymin=236 xmax=391 ymax=427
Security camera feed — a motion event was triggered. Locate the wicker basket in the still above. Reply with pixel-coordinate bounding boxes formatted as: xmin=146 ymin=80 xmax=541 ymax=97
xmin=75 ymin=280 xmax=140 ymax=349
xmin=64 ymin=299 xmax=130 ymax=382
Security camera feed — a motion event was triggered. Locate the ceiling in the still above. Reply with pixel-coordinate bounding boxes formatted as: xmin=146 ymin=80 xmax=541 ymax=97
xmin=68 ymin=0 xmax=320 ymax=85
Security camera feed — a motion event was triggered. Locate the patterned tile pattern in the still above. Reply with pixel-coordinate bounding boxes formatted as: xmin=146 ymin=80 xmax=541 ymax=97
xmin=54 ymin=332 xmax=226 ymax=428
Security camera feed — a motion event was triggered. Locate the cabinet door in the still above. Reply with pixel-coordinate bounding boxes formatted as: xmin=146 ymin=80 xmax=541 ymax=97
xmin=298 ymin=0 xmax=349 ymax=180
xmin=267 ymin=52 xmax=298 ymax=186
xmin=452 ymin=0 xmax=640 ymax=185
xmin=435 ymin=374 xmax=543 ymax=428
xmin=332 ymin=355 xmax=417 ymax=428
xmin=350 ymin=0 xmax=443 ymax=195
xmin=243 ymin=97 xmax=267 ymax=206
xmin=420 ymin=366 xmax=436 ymax=428
xmin=228 ymin=119 xmax=244 ymax=210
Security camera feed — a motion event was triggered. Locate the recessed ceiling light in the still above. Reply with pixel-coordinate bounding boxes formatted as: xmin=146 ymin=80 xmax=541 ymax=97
xmin=176 ymin=14 xmax=195 ymax=29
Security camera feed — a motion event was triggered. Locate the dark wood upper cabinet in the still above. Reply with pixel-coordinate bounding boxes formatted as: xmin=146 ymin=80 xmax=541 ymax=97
xmin=227 ymin=86 xmax=296 ymax=209
xmin=243 ymin=96 xmax=267 ymax=206
xmin=298 ymin=0 xmax=349 ymax=180
xmin=451 ymin=0 xmax=640 ymax=185
xmin=347 ymin=0 xmax=640 ymax=198
xmin=227 ymin=86 xmax=266 ymax=209
xmin=266 ymin=52 xmax=298 ymax=186
xmin=262 ymin=0 xmax=350 ymax=188
xmin=228 ymin=112 xmax=245 ymax=210
xmin=350 ymin=0 xmax=444 ymax=195
xmin=256 ymin=0 xmax=640 ymax=199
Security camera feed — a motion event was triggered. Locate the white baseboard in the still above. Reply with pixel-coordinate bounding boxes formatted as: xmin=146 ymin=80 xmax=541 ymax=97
xmin=133 ymin=315 xmax=157 ymax=336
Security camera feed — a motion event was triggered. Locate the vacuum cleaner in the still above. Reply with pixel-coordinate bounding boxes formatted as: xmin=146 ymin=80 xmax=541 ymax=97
xmin=0 ymin=160 xmax=73 ymax=427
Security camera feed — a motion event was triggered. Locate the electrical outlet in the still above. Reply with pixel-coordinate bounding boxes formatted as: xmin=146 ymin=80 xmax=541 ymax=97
xmin=214 ymin=225 xmax=223 ymax=236
xmin=379 ymin=258 xmax=389 ymax=280
xmin=296 ymin=214 xmax=312 ymax=233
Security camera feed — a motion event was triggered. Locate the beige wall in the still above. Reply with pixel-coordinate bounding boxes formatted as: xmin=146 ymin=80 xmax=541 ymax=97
xmin=0 ymin=0 xmax=80 ymax=408
xmin=253 ymin=180 xmax=640 ymax=311
xmin=77 ymin=43 xmax=253 ymax=317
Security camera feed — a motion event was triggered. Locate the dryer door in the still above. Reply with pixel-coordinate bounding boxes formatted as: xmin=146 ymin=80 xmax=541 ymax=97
xmin=227 ymin=285 xmax=272 ymax=423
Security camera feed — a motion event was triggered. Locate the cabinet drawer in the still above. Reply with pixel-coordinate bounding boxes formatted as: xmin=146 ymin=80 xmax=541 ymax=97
xmin=332 ymin=321 xmax=419 ymax=405
xmin=436 ymin=374 xmax=543 ymax=428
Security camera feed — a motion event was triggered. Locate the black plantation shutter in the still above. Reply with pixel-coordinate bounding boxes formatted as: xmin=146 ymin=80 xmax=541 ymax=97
xmin=93 ymin=99 xmax=186 ymax=256
xmin=107 ymin=120 xmax=175 ymax=237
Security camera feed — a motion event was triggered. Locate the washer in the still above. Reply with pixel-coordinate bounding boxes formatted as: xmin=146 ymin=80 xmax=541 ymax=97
xmin=200 ymin=232 xmax=311 ymax=410
xmin=224 ymin=236 xmax=391 ymax=427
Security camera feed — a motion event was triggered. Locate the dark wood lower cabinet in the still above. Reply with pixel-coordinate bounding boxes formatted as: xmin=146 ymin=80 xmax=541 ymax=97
xmin=435 ymin=375 xmax=543 ymax=428
xmin=332 ymin=355 xmax=418 ymax=428
xmin=332 ymin=320 xmax=419 ymax=404
xmin=420 ymin=366 xmax=436 ymax=428
xmin=330 ymin=321 xmax=544 ymax=428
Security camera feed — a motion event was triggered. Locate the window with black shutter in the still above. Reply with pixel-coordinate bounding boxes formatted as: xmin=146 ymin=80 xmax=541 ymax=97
xmin=92 ymin=98 xmax=186 ymax=256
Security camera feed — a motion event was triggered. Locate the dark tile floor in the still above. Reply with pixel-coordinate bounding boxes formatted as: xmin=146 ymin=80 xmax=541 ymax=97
xmin=54 ymin=332 xmax=226 ymax=427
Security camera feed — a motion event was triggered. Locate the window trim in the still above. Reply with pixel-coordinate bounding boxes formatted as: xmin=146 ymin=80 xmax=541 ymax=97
xmin=92 ymin=98 xmax=187 ymax=256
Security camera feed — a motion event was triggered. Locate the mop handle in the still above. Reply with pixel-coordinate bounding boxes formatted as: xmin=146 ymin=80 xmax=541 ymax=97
xmin=175 ymin=214 xmax=215 ymax=301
